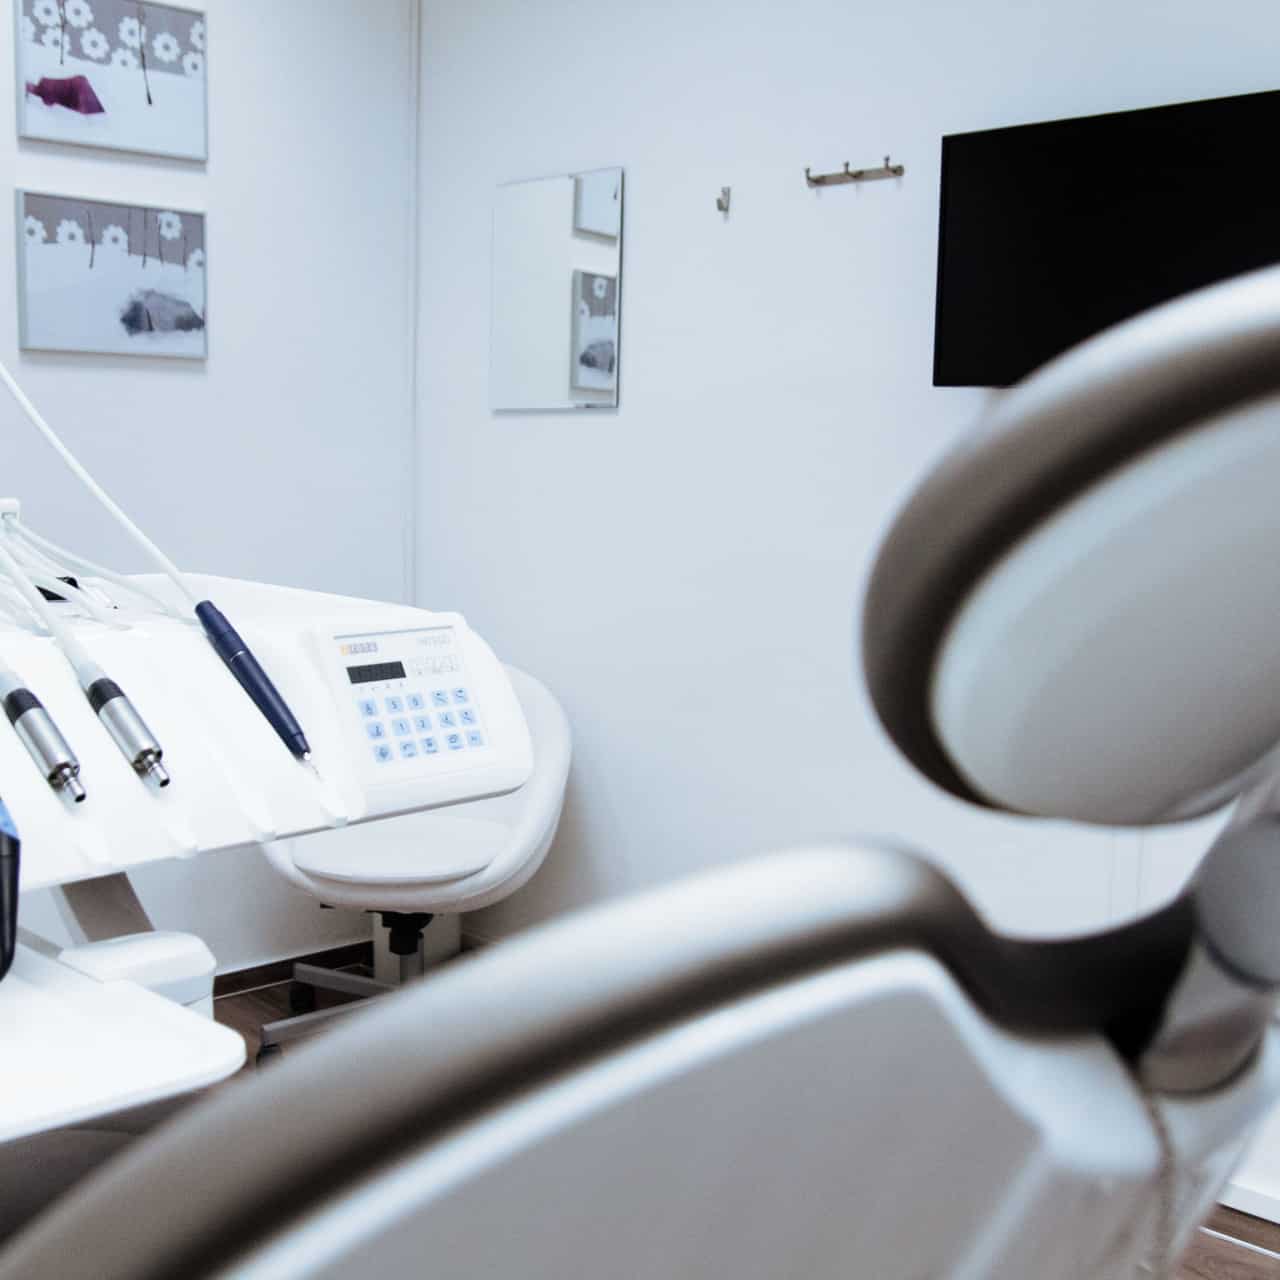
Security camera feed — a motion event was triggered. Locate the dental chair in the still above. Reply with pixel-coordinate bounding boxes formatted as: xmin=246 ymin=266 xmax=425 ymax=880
xmin=6 ymin=264 xmax=1280 ymax=1278
xmin=255 ymin=666 xmax=570 ymax=1056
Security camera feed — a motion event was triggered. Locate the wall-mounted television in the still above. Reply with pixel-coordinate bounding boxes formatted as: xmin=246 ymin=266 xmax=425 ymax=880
xmin=934 ymin=89 xmax=1280 ymax=387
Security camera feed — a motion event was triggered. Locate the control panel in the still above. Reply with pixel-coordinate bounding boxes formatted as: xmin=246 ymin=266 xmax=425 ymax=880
xmin=335 ymin=625 xmax=488 ymax=771
xmin=308 ymin=609 xmax=533 ymax=822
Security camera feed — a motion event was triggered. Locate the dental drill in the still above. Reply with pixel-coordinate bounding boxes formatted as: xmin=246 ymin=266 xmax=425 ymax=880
xmin=0 ymin=664 xmax=85 ymax=803
xmin=0 ymin=534 xmax=168 ymax=788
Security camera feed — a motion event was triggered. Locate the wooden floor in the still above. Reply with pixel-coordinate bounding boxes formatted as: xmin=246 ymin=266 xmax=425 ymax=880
xmin=214 ymin=973 xmax=361 ymax=1068
xmin=1177 ymin=1207 xmax=1280 ymax=1279
xmin=215 ymin=983 xmax=1280 ymax=1277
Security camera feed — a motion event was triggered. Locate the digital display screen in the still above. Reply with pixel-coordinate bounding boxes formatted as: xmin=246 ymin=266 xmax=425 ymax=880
xmin=934 ymin=89 xmax=1280 ymax=386
xmin=346 ymin=661 xmax=406 ymax=685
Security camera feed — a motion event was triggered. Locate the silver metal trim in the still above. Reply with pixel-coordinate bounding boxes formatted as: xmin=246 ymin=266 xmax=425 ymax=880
xmin=96 ymin=694 xmax=166 ymax=785
xmin=12 ymin=705 xmax=83 ymax=799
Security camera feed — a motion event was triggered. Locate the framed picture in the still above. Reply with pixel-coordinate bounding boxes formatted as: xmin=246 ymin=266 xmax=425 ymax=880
xmin=15 ymin=1 xmax=207 ymax=161
xmin=18 ymin=190 xmax=207 ymax=358
xmin=571 ymin=270 xmax=617 ymax=392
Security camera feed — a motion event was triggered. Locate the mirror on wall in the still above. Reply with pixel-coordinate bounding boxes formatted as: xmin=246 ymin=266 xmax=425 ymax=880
xmin=490 ymin=167 xmax=623 ymax=411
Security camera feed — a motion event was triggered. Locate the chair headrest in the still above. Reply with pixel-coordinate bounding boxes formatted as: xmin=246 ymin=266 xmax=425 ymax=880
xmin=863 ymin=264 xmax=1280 ymax=824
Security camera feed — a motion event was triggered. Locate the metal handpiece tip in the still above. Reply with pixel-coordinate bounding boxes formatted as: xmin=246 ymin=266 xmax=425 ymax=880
xmin=146 ymin=759 xmax=171 ymax=788
xmin=63 ymin=775 xmax=87 ymax=803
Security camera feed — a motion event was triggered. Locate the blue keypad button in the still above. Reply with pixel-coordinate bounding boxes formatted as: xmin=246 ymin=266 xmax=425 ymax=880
xmin=446 ymin=732 xmax=464 ymax=751
xmin=357 ymin=698 xmax=378 ymax=718
xmin=407 ymin=693 xmax=425 ymax=711
xmin=391 ymin=718 xmax=411 ymax=736
xmin=421 ymin=736 xmax=439 ymax=754
xmin=365 ymin=721 xmax=386 ymax=740
xmin=431 ymin=690 xmax=449 ymax=708
xmin=452 ymin=687 xmax=469 ymax=704
xmin=399 ymin=740 xmax=419 ymax=759
xmin=384 ymin=696 xmax=404 ymax=714
xmin=459 ymin=708 xmax=477 ymax=727
xmin=466 ymin=730 xmax=484 ymax=748
xmin=413 ymin=715 xmax=432 ymax=732
xmin=438 ymin=710 xmax=457 ymax=728
xmin=373 ymin=743 xmax=394 ymax=764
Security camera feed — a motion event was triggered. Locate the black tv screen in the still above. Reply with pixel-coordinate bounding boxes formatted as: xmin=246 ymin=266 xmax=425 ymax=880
xmin=934 ymin=89 xmax=1280 ymax=387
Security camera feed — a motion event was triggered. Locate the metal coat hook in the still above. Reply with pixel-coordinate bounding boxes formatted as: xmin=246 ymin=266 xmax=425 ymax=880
xmin=716 ymin=186 xmax=731 ymax=213
xmin=805 ymin=155 xmax=905 ymax=188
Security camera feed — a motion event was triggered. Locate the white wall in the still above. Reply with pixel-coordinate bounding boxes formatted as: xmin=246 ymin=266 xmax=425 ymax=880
xmin=14 ymin=0 xmax=419 ymax=970
xmin=417 ymin=0 xmax=1280 ymax=940
xmin=414 ymin=0 xmax=1280 ymax=1214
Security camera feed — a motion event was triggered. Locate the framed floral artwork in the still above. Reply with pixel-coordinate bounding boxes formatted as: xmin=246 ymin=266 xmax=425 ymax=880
xmin=15 ymin=0 xmax=206 ymax=160
xmin=18 ymin=190 xmax=207 ymax=358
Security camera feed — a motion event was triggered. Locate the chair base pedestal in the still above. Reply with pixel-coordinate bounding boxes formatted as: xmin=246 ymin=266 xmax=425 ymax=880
xmin=256 ymin=914 xmax=461 ymax=1065
xmin=372 ymin=912 xmax=462 ymax=983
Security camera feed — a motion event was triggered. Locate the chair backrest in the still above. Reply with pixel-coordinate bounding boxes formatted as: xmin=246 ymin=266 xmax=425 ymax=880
xmin=259 ymin=665 xmax=571 ymax=913
xmin=0 ymin=843 xmax=1195 ymax=1280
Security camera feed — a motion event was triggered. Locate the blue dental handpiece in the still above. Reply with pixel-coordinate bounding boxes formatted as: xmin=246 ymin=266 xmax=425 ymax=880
xmin=195 ymin=601 xmax=312 ymax=760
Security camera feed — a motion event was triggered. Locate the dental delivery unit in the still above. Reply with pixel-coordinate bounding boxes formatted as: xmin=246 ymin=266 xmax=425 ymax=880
xmin=0 ymin=357 xmax=532 ymax=986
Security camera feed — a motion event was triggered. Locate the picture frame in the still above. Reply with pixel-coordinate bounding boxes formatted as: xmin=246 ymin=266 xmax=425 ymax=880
xmin=18 ymin=189 xmax=207 ymax=359
xmin=15 ymin=0 xmax=207 ymax=161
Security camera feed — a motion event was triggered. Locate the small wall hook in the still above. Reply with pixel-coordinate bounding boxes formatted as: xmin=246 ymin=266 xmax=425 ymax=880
xmin=716 ymin=186 xmax=731 ymax=214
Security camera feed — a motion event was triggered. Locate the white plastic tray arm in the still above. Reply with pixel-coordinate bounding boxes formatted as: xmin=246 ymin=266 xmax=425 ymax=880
xmin=259 ymin=666 xmax=571 ymax=916
xmin=441 ymin=666 xmax=572 ymax=913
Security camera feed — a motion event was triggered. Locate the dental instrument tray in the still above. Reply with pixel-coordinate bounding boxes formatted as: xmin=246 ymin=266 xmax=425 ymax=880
xmin=1 ymin=573 xmax=533 ymax=892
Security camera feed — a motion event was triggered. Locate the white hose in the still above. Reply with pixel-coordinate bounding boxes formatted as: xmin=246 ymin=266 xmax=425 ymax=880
xmin=17 ymin=565 xmax=126 ymax=631
xmin=0 ymin=580 xmax=39 ymax=629
xmin=2 ymin=540 xmax=117 ymax=623
xmin=10 ymin=534 xmax=123 ymax=620
xmin=9 ymin=530 xmax=67 ymax=580
xmin=0 ymin=661 xmax=23 ymax=701
xmin=10 ymin=521 xmax=181 ymax=619
xmin=0 ymin=360 xmax=198 ymax=609
xmin=0 ymin=534 xmax=102 ymax=684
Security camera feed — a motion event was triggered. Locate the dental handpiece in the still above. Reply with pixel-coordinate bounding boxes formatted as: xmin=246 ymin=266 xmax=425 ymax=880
xmin=0 ymin=668 xmax=85 ymax=802
xmin=87 ymin=677 xmax=169 ymax=788
xmin=196 ymin=601 xmax=311 ymax=760
xmin=0 ymin=538 xmax=168 ymax=789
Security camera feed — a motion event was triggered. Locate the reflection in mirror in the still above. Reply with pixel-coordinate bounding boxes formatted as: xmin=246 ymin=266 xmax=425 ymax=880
xmin=491 ymin=167 xmax=623 ymax=411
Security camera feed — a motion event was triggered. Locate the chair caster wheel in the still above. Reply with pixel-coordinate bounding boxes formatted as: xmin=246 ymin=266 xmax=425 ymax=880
xmin=289 ymin=982 xmax=317 ymax=1015
xmin=256 ymin=1044 xmax=283 ymax=1067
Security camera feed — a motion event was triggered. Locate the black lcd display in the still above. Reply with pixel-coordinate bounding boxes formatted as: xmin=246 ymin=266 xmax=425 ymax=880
xmin=346 ymin=661 xmax=406 ymax=685
xmin=934 ymin=89 xmax=1280 ymax=387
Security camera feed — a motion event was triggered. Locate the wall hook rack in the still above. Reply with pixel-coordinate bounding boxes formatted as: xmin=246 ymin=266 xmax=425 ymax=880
xmin=805 ymin=155 xmax=905 ymax=188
